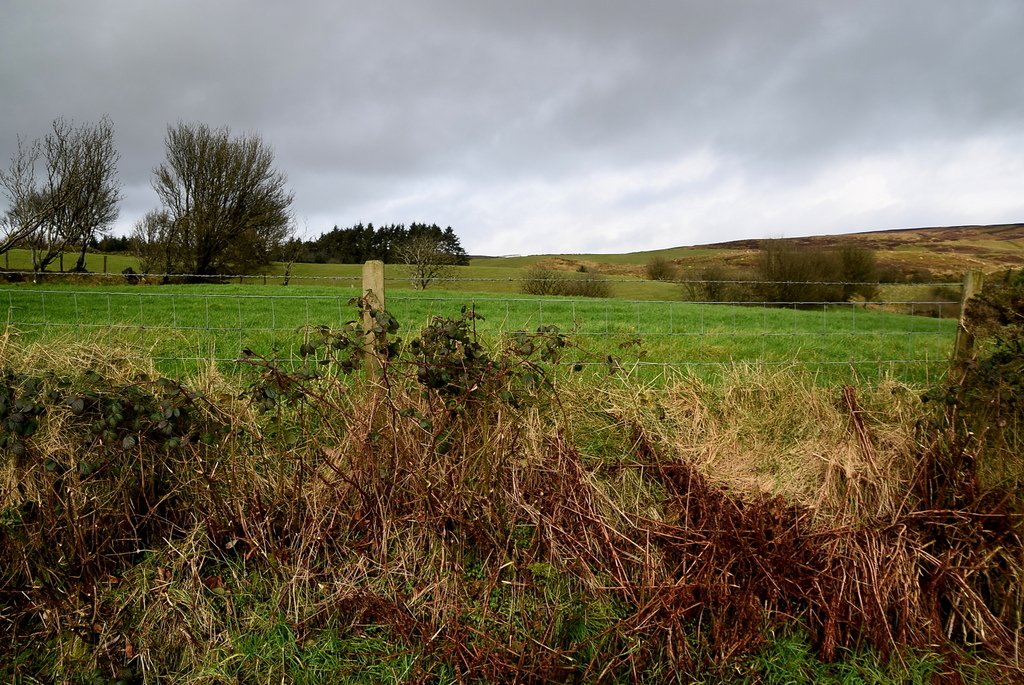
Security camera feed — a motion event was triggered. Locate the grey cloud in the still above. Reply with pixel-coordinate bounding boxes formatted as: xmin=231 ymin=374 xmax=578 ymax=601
xmin=3 ymin=0 xmax=1024 ymax=254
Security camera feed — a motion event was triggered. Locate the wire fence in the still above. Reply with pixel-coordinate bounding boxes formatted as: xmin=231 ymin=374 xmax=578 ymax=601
xmin=0 ymin=272 xmax=964 ymax=387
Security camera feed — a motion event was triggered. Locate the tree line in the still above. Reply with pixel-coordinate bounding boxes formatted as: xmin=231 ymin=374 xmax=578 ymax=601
xmin=0 ymin=118 xmax=468 ymax=283
xmin=281 ymin=222 xmax=468 ymax=266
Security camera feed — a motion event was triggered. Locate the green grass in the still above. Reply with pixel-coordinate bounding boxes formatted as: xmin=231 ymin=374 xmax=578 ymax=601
xmin=0 ymin=248 xmax=140 ymax=274
xmin=0 ymin=282 xmax=956 ymax=385
xmin=0 ymin=247 xmax=960 ymax=386
xmin=3 ymin=249 xmax=681 ymax=298
xmin=258 ymin=262 xmax=681 ymax=300
xmin=731 ymin=629 xmax=999 ymax=685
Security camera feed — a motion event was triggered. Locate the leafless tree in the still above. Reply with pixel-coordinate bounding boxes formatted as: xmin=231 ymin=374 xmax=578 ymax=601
xmin=0 ymin=139 xmax=47 ymax=257
xmin=0 ymin=117 xmax=121 ymax=273
xmin=396 ymin=233 xmax=459 ymax=290
xmin=130 ymin=210 xmax=180 ymax=283
xmin=136 ymin=122 xmax=293 ymax=278
xmin=278 ymin=223 xmax=307 ymax=286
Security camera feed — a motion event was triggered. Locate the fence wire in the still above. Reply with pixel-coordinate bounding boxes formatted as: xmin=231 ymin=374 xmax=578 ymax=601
xmin=0 ymin=269 xmax=964 ymax=290
xmin=0 ymin=278 xmax=961 ymax=387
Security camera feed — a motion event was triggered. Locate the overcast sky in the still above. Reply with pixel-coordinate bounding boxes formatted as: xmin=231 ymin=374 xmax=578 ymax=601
xmin=3 ymin=1 xmax=1024 ymax=256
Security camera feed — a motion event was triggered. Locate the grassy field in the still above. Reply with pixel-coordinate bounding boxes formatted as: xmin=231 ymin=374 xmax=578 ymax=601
xmin=0 ymin=237 xmax=985 ymax=317
xmin=0 ymin=281 xmax=957 ymax=386
xmin=0 ymin=240 xmax=1019 ymax=683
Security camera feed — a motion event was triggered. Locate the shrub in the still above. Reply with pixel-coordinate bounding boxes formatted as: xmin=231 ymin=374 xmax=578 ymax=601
xmin=520 ymin=266 xmax=612 ymax=298
xmin=682 ymin=264 xmax=737 ymax=302
xmin=560 ymin=273 xmax=612 ymax=298
xmin=521 ymin=266 xmax=563 ymax=296
xmin=0 ymin=369 xmax=226 ymax=587
xmin=754 ymin=240 xmax=879 ymax=305
xmin=756 ymin=240 xmax=843 ymax=303
xmin=645 ymin=256 xmax=677 ymax=281
xmin=907 ymin=269 xmax=934 ymax=284
xmin=837 ymin=245 xmax=880 ymax=301
xmin=2 ymin=319 xmax=1021 ymax=681
xmin=917 ymin=285 xmax=961 ymax=318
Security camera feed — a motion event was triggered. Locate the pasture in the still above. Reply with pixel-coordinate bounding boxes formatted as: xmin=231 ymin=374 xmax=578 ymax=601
xmin=0 ymin=281 xmax=957 ymax=386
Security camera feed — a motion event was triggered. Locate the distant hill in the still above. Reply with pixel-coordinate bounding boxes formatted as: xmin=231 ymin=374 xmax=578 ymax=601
xmin=472 ymin=223 xmax=1024 ymax=280
xmin=700 ymin=222 xmax=1024 ymax=252
xmin=693 ymin=223 xmax=1024 ymax=278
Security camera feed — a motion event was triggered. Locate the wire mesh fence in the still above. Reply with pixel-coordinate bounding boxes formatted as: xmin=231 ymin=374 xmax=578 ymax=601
xmin=0 ymin=271 xmax=963 ymax=387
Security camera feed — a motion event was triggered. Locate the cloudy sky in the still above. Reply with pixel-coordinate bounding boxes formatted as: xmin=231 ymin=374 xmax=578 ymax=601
xmin=3 ymin=1 xmax=1024 ymax=256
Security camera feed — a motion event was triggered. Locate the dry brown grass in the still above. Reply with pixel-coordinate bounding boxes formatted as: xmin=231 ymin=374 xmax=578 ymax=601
xmin=565 ymin=368 xmax=923 ymax=523
xmin=1 ymin=335 xmax=1021 ymax=682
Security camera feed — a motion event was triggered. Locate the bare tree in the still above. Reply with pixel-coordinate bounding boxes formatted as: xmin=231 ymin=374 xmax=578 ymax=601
xmin=136 ymin=122 xmax=293 ymax=278
xmin=756 ymin=239 xmax=843 ymax=304
xmin=0 ymin=117 xmax=121 ymax=273
xmin=278 ymin=223 xmax=307 ymax=286
xmin=0 ymin=139 xmax=47 ymax=257
xmin=130 ymin=210 xmax=181 ymax=282
xmin=396 ymin=233 xmax=459 ymax=290
xmin=61 ymin=117 xmax=121 ymax=271
xmin=754 ymin=239 xmax=879 ymax=305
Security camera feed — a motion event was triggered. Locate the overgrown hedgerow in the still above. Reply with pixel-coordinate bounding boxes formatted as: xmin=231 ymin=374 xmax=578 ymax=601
xmin=0 ymin=300 xmax=1021 ymax=683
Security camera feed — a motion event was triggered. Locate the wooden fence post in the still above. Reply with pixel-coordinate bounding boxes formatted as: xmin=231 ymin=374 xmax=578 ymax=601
xmin=953 ymin=270 xmax=984 ymax=364
xmin=362 ymin=260 xmax=386 ymax=380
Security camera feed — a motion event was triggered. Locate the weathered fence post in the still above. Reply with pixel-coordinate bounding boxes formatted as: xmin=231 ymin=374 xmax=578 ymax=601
xmin=953 ymin=269 xmax=984 ymax=364
xmin=362 ymin=260 xmax=386 ymax=380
